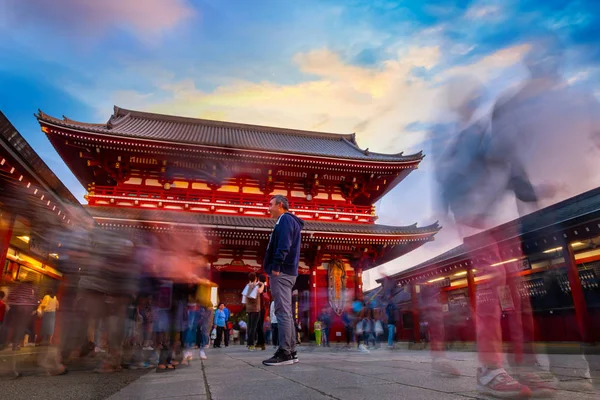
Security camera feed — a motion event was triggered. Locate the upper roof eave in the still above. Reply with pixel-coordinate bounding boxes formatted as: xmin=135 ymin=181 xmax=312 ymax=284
xmin=36 ymin=108 xmax=424 ymax=164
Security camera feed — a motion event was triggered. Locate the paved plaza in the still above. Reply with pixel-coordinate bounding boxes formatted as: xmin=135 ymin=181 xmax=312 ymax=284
xmin=107 ymin=345 xmax=599 ymax=400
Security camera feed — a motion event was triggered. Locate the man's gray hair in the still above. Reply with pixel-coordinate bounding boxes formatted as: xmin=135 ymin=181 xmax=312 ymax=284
xmin=270 ymin=194 xmax=290 ymax=211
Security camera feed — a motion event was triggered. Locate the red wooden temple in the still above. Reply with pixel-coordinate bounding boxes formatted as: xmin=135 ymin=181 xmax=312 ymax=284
xmin=37 ymin=106 xmax=439 ymax=336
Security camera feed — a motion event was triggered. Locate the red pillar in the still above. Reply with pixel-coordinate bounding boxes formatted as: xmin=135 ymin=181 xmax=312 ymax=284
xmin=0 ymin=212 xmax=15 ymax=283
xmin=309 ymin=265 xmax=318 ymax=333
xmin=565 ymin=242 xmax=592 ymax=343
xmin=411 ymin=283 xmax=420 ymax=343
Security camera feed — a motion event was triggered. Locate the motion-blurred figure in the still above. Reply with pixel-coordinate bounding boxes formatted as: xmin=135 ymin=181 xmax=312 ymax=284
xmin=490 ymin=34 xmax=600 ymax=392
xmin=434 ymin=32 xmax=600 ymax=397
xmin=433 ymin=74 xmax=544 ymax=398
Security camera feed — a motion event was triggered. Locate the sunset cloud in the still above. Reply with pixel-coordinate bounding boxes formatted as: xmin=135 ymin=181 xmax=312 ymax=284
xmin=0 ymin=0 xmax=194 ymax=41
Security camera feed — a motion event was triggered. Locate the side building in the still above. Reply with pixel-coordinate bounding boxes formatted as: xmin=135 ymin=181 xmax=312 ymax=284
xmin=379 ymin=187 xmax=600 ymax=344
xmin=37 ymin=106 xmax=440 ymax=338
xmin=1 ymin=111 xmax=87 ymax=313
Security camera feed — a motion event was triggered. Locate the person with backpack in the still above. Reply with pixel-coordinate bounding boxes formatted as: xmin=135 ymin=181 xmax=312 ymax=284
xmin=244 ymin=272 xmax=265 ymax=351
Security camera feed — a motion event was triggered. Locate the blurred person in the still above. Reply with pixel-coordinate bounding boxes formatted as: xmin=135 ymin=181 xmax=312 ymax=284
xmin=259 ymin=274 xmax=271 ymax=350
xmin=430 ymin=30 xmax=600 ymax=394
xmin=264 ymin=316 xmax=272 ymax=346
xmin=245 ymin=271 xmax=265 ymax=352
xmin=295 ymin=319 xmax=302 ymax=345
xmin=342 ymin=309 xmax=353 ymax=348
xmin=0 ymin=290 xmax=6 ymax=333
xmin=420 ymin=283 xmax=460 ymax=376
xmin=374 ymin=312 xmax=384 ymax=348
xmin=489 ymin=34 xmax=600 ymax=393
xmin=319 ymin=308 xmax=331 ymax=347
xmin=363 ymin=316 xmax=375 ymax=348
xmin=433 ymin=73 xmax=539 ymax=397
xmin=269 ymin=301 xmax=278 ymax=348
xmin=223 ymin=303 xmax=231 ymax=347
xmin=238 ymin=318 xmax=247 ymax=346
xmin=262 ymin=195 xmax=304 ymax=366
xmin=38 ymin=289 xmax=59 ymax=345
xmin=0 ymin=278 xmax=37 ymax=351
xmin=385 ymin=301 xmax=397 ymax=348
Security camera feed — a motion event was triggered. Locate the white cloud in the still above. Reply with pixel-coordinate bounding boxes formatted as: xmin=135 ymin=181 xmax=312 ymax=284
xmin=464 ymin=1 xmax=504 ymax=20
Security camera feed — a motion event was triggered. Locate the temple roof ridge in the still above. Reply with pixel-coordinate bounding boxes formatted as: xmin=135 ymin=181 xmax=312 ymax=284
xmin=110 ymin=105 xmax=355 ymax=141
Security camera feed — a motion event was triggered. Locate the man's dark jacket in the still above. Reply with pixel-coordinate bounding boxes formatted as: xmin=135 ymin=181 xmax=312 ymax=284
xmin=263 ymin=212 xmax=304 ymax=276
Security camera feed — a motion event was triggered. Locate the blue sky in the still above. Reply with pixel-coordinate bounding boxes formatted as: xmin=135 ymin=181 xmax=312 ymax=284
xmin=1 ymin=0 xmax=598 ymax=288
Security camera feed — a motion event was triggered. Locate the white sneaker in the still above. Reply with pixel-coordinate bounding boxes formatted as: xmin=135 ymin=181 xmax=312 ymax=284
xmin=200 ymin=350 xmax=207 ymax=360
xmin=94 ymin=346 xmax=106 ymax=353
xmin=358 ymin=344 xmax=370 ymax=353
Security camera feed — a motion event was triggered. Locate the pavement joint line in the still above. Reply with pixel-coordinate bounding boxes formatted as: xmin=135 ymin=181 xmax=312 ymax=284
xmin=200 ymin=359 xmax=213 ymax=400
xmin=224 ymin=353 xmax=342 ymax=400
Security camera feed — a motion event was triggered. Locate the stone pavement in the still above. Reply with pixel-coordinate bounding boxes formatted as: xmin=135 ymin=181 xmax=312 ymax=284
xmin=108 ymin=346 xmax=600 ymax=400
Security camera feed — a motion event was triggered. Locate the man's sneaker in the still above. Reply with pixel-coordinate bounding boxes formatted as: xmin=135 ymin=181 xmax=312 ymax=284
xmin=291 ymin=351 xmax=299 ymax=363
xmin=263 ymin=349 xmax=294 ymax=366
xmin=477 ymin=367 xmax=532 ymax=399
xmin=200 ymin=350 xmax=207 ymax=360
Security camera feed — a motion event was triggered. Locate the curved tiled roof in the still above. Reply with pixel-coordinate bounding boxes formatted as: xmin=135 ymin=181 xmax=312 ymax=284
xmin=1 ymin=111 xmax=80 ymax=206
xmin=37 ymin=107 xmax=423 ymax=163
xmin=85 ymin=206 xmax=440 ymax=237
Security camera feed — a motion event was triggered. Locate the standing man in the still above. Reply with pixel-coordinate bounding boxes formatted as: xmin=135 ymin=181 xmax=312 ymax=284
xmin=262 ymin=195 xmax=304 ymax=366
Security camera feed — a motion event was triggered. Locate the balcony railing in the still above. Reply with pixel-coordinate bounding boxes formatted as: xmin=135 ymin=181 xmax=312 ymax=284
xmin=87 ymin=185 xmax=376 ymax=223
